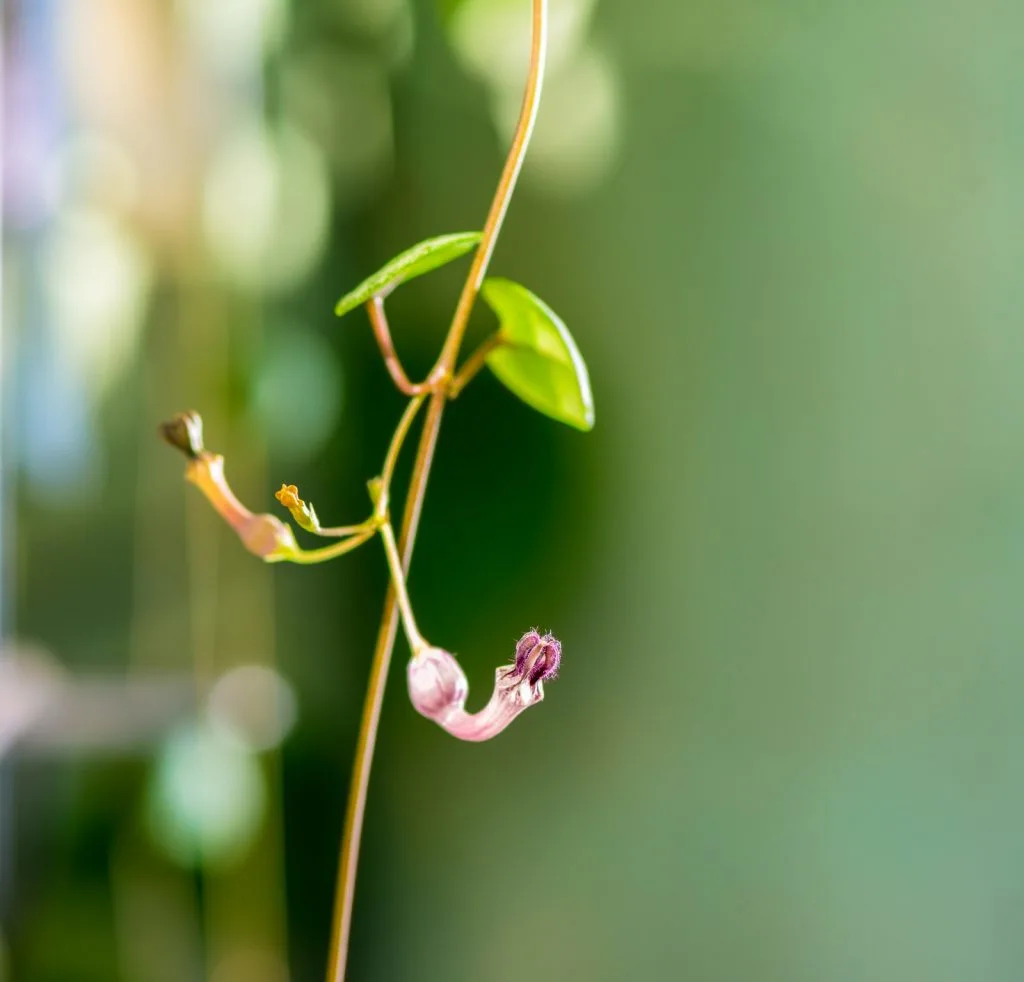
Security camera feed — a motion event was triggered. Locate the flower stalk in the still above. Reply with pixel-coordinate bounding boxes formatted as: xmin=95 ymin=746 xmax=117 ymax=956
xmin=162 ymin=3 xmax=555 ymax=979
xmin=325 ymin=2 xmax=549 ymax=978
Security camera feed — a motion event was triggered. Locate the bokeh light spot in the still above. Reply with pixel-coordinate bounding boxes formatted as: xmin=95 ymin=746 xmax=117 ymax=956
xmin=145 ymin=721 xmax=266 ymax=869
xmin=207 ymin=664 xmax=297 ymax=753
xmin=203 ymin=121 xmax=331 ymax=295
xmin=253 ymin=325 xmax=343 ymax=461
xmin=450 ymin=0 xmax=596 ymax=88
xmin=43 ymin=204 xmax=153 ymax=398
xmin=176 ymin=0 xmax=287 ymax=78
xmin=493 ymin=43 xmax=622 ymax=196
xmin=280 ymin=49 xmax=395 ymax=212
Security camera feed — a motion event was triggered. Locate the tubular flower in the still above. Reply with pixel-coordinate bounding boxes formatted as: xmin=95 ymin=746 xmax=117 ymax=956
xmin=160 ymin=412 xmax=299 ymax=562
xmin=407 ymin=631 xmax=561 ymax=742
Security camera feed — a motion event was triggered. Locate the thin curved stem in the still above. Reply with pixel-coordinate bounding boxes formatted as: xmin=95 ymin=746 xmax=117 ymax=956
xmin=378 ymin=395 xmax=426 ymax=508
xmin=378 ymin=520 xmax=426 ymax=653
xmin=284 ymin=529 xmax=377 ymax=565
xmin=448 ymin=334 xmax=504 ymax=398
xmin=324 ymin=3 xmax=548 ymax=979
xmin=311 ymin=522 xmax=375 ymax=538
xmin=368 ymin=296 xmax=431 ymax=396
xmin=284 ymin=396 xmax=425 ymax=547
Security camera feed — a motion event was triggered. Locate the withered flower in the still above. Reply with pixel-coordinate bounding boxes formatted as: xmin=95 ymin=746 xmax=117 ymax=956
xmin=160 ymin=413 xmax=299 ymax=562
xmin=407 ymin=631 xmax=560 ymax=742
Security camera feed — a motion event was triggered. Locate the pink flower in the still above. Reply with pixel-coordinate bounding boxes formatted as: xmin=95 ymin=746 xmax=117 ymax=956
xmin=407 ymin=631 xmax=561 ymax=742
xmin=160 ymin=413 xmax=298 ymax=562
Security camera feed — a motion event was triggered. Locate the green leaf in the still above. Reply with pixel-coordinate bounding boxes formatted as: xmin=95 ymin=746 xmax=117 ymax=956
xmin=481 ymin=278 xmax=594 ymax=431
xmin=334 ymin=232 xmax=481 ymax=317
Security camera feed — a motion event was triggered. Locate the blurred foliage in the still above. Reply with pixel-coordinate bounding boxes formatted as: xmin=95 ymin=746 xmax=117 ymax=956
xmin=6 ymin=0 xmax=1024 ymax=980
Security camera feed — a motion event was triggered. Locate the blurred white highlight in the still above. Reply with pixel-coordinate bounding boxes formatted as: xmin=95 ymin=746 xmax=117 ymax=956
xmin=207 ymin=664 xmax=297 ymax=753
xmin=203 ymin=121 xmax=331 ymax=294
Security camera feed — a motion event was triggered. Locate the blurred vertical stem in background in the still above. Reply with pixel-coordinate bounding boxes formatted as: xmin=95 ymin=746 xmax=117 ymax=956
xmin=324 ymin=1 xmax=550 ymax=978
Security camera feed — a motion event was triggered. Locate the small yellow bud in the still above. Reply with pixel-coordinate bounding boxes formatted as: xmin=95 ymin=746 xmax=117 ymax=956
xmin=275 ymin=484 xmax=302 ymax=510
xmin=273 ymin=483 xmax=320 ymax=533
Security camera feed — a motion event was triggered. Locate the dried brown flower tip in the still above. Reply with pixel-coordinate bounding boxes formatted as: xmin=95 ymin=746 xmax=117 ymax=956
xmin=159 ymin=411 xmax=205 ymax=459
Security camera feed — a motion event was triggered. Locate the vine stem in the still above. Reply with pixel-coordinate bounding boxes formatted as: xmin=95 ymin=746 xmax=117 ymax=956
xmin=435 ymin=0 xmax=548 ymax=376
xmin=324 ymin=3 xmax=549 ymax=980
xmin=378 ymin=519 xmax=426 ymax=655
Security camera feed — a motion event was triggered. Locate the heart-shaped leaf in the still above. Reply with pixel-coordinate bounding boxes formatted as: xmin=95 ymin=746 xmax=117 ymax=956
xmin=334 ymin=232 xmax=482 ymax=318
xmin=481 ymin=278 xmax=594 ymax=431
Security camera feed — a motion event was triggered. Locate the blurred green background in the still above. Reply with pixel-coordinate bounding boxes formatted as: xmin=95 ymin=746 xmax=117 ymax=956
xmin=5 ymin=0 xmax=1024 ymax=980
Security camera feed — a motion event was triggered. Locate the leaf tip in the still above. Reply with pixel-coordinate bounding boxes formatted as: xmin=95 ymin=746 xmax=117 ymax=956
xmin=333 ymin=295 xmax=356 ymax=318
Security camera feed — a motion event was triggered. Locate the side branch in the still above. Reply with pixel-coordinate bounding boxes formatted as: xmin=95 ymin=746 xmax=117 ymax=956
xmin=448 ymin=334 xmax=503 ymax=398
xmin=367 ymin=297 xmax=431 ymax=396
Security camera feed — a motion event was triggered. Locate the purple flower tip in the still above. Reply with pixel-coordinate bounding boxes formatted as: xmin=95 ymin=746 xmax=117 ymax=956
xmin=514 ymin=630 xmax=541 ymax=674
xmin=527 ymin=635 xmax=561 ymax=684
xmin=514 ymin=631 xmax=561 ymax=684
